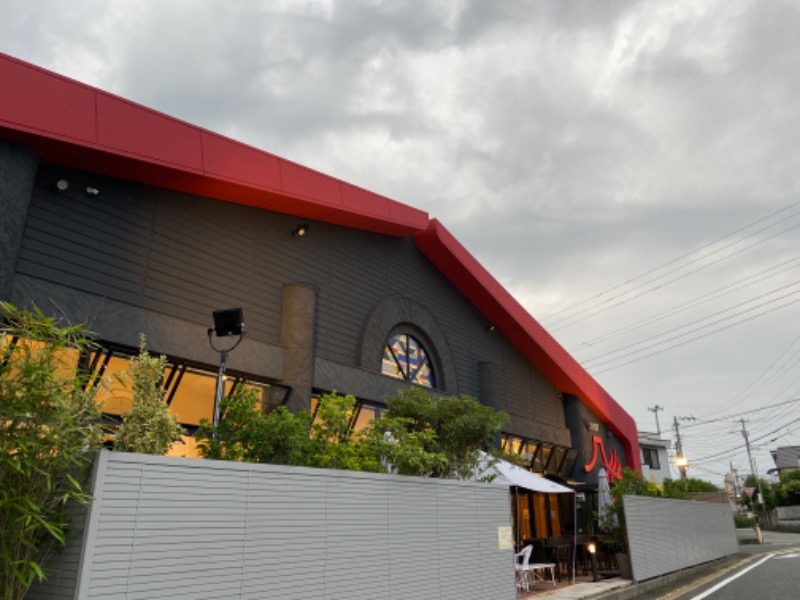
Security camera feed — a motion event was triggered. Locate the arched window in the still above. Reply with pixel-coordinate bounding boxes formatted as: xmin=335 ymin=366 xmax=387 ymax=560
xmin=381 ymin=333 xmax=436 ymax=388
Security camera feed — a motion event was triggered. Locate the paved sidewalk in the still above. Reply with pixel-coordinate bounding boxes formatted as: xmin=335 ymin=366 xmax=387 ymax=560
xmin=523 ymin=577 xmax=633 ymax=599
xmin=521 ymin=529 xmax=800 ymax=600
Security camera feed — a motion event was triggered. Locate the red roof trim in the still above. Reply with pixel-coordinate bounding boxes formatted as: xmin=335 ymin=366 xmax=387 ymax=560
xmin=414 ymin=220 xmax=641 ymax=470
xmin=0 ymin=52 xmax=639 ymax=468
xmin=0 ymin=53 xmax=428 ymax=236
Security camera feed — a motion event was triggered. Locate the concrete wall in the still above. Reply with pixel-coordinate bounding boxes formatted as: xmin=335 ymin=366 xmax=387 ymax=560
xmin=28 ymin=451 xmax=515 ymax=600
xmin=624 ymin=495 xmax=738 ymax=582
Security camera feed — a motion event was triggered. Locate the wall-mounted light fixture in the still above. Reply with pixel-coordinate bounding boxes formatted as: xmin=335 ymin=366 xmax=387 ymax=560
xmin=585 ymin=420 xmax=600 ymax=432
xmin=56 ymin=179 xmax=69 ymax=192
xmin=86 ymin=187 xmax=100 ymax=196
xmin=485 ymin=324 xmax=495 ymax=332
xmin=292 ymin=223 xmax=310 ymax=237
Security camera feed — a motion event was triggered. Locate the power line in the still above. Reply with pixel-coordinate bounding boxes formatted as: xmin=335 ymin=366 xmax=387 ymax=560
xmin=573 ymin=257 xmax=800 ymax=351
xmin=587 ymin=292 xmax=800 ymax=373
xmin=583 ymin=281 xmax=800 ymax=366
xmin=681 ymin=397 xmax=800 ymax=428
xmin=541 ymin=200 xmax=800 ymax=323
xmin=697 ymin=333 xmax=800 ymax=418
xmin=544 ymin=208 xmax=800 ymax=330
xmin=691 ymin=414 xmax=800 ymax=464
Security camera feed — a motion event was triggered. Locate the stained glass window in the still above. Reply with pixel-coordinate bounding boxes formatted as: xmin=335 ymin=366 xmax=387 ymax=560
xmin=381 ymin=333 xmax=435 ymax=388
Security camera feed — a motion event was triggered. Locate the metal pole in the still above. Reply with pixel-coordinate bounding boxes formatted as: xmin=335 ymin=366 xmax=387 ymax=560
xmin=212 ymin=349 xmax=228 ymax=440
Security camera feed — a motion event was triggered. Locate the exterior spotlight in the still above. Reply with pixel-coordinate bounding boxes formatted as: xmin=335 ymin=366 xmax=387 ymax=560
xmin=212 ymin=308 xmax=245 ymax=337
xmin=86 ymin=187 xmax=100 ymax=196
xmin=56 ymin=179 xmax=69 ymax=192
xmin=208 ymin=308 xmax=246 ymax=436
xmin=485 ymin=324 xmax=495 ymax=332
xmin=292 ymin=223 xmax=310 ymax=237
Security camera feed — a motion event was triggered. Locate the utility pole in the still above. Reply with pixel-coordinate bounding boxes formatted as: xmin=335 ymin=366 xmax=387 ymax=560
xmin=648 ymin=405 xmax=664 ymax=435
xmin=673 ymin=416 xmax=695 ymax=483
xmin=740 ymin=419 xmax=764 ymax=544
xmin=740 ymin=419 xmax=765 ymax=507
xmin=673 ymin=416 xmax=687 ymax=482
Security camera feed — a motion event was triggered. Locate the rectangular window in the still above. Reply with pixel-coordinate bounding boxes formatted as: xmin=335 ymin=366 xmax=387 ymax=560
xmin=642 ymin=447 xmax=661 ymax=470
xmin=532 ymin=443 xmax=552 ymax=474
xmin=559 ymin=449 xmax=579 ymax=480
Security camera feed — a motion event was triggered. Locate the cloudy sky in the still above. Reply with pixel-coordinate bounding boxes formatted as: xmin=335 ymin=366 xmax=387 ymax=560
xmin=4 ymin=0 xmax=799 ymax=485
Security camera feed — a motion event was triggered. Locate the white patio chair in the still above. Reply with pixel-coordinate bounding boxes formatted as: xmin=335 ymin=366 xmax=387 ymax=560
xmin=514 ymin=545 xmax=534 ymax=591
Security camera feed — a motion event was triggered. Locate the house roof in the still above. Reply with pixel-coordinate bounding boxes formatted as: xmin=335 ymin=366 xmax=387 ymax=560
xmin=0 ymin=52 xmax=640 ymax=470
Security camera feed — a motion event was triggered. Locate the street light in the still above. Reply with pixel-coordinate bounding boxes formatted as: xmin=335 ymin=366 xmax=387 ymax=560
xmin=208 ymin=308 xmax=245 ymax=436
xmin=676 ymin=455 xmax=689 ymax=489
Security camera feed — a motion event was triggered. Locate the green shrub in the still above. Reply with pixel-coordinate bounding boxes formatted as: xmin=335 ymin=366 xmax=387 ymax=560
xmin=0 ymin=302 xmax=102 ymax=600
xmin=114 ymin=336 xmax=183 ymax=455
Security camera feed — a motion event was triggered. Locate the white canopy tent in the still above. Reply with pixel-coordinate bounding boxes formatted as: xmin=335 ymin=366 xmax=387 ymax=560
xmin=479 ymin=454 xmax=577 ymax=583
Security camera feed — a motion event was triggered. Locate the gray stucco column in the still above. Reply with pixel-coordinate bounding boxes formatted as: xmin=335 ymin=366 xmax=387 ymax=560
xmin=280 ymin=283 xmax=317 ymax=412
xmin=0 ymin=140 xmax=38 ymax=299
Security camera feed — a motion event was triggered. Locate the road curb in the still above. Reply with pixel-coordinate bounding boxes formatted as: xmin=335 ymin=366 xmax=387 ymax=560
xmin=580 ymin=554 xmax=752 ymax=600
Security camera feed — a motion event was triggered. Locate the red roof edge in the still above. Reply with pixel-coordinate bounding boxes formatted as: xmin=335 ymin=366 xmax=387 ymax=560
xmin=414 ymin=220 xmax=641 ymax=471
xmin=0 ymin=52 xmax=428 ymax=237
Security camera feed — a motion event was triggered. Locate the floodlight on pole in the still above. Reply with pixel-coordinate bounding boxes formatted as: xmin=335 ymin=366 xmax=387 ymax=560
xmin=208 ymin=308 xmax=245 ymax=437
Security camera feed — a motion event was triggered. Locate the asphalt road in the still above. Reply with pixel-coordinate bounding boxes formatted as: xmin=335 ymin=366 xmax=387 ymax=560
xmin=631 ymin=530 xmax=800 ymax=600
xmin=681 ymin=551 xmax=800 ymax=599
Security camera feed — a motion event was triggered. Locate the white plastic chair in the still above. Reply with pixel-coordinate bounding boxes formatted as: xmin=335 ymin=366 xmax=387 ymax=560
xmin=514 ymin=545 xmax=534 ymax=591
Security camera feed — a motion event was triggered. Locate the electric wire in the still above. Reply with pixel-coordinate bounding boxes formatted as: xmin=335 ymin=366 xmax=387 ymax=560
xmin=694 ymin=333 xmax=800 ymax=418
xmin=544 ymin=210 xmax=800 ymax=331
xmin=582 ymin=281 xmax=800 ymax=366
xmin=588 ymin=294 xmax=800 ymax=374
xmin=680 ymin=397 xmax=800 ymax=429
xmin=540 ymin=200 xmax=800 ymax=323
xmin=690 ymin=415 xmax=800 ymax=464
xmin=573 ymin=257 xmax=800 ymax=351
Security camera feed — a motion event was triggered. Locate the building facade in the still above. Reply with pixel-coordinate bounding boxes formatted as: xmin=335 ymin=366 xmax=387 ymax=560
xmin=0 ymin=53 xmax=640 ymax=497
xmin=638 ymin=431 xmax=672 ymax=485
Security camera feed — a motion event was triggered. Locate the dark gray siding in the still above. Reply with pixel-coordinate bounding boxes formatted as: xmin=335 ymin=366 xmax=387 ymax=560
xmin=0 ymin=139 xmax=39 ymax=298
xmin=15 ymin=162 xmax=568 ymax=439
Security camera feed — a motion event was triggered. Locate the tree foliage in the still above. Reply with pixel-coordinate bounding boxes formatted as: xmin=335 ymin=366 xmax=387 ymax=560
xmin=197 ymin=386 xmax=314 ymax=464
xmin=114 ymin=336 xmax=183 ymax=455
xmin=0 ymin=302 xmax=102 ymax=600
xmin=382 ymin=388 xmax=509 ymax=479
xmin=740 ymin=474 xmax=776 ymax=511
xmin=661 ymin=477 xmax=720 ymax=500
xmin=196 ymin=388 xmax=507 ymax=480
xmin=772 ymin=470 xmax=800 ymax=507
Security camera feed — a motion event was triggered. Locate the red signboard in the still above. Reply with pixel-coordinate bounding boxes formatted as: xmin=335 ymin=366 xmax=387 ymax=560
xmin=583 ymin=435 xmax=622 ymax=481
